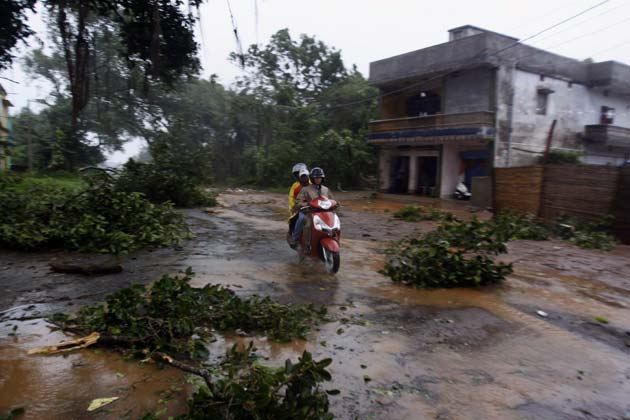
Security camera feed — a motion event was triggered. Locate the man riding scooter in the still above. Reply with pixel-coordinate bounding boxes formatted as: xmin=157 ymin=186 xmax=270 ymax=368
xmin=291 ymin=167 xmax=334 ymax=254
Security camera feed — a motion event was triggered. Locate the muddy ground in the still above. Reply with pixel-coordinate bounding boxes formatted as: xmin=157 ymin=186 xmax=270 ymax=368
xmin=1 ymin=190 xmax=630 ymax=420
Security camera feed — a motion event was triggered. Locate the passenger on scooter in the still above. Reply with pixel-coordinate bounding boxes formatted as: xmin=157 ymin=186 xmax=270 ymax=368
xmin=291 ymin=167 xmax=335 ymax=254
xmin=288 ymin=163 xmax=310 ymax=236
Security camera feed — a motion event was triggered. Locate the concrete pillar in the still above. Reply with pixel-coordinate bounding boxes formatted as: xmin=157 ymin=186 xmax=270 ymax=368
xmin=378 ymin=150 xmax=391 ymax=191
xmin=408 ymin=155 xmax=418 ymax=193
xmin=440 ymin=143 xmax=461 ymax=197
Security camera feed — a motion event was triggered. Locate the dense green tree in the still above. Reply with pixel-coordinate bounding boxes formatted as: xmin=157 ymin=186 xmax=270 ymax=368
xmin=5 ymin=0 xmax=204 ymax=170
xmin=0 ymin=0 xmax=36 ymax=71
xmin=228 ymin=29 xmax=378 ymax=187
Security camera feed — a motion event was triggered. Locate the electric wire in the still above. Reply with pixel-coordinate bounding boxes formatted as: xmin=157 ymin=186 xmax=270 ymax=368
xmin=262 ymin=0 xmax=613 ymax=113
xmin=525 ymin=0 xmax=630 ymax=45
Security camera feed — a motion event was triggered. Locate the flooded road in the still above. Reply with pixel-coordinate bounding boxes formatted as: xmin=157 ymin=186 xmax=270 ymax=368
xmin=2 ymin=190 xmax=630 ymax=419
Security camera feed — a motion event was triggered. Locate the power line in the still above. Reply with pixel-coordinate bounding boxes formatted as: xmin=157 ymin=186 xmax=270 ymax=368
xmin=492 ymin=0 xmax=609 ymax=56
xmin=527 ymin=0 xmax=630 ymax=45
xmin=513 ymin=15 xmax=630 ymax=62
xmin=312 ymin=0 xmax=610 ymax=113
xmin=510 ymin=0 xmax=592 ymax=33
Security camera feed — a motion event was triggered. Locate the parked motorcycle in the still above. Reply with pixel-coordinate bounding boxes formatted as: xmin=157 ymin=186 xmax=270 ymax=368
xmin=287 ymin=197 xmax=341 ymax=274
xmin=454 ymin=182 xmax=472 ymax=200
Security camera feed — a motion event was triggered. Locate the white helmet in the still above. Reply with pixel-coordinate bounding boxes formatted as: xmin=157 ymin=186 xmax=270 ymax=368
xmin=292 ymin=163 xmax=307 ymax=179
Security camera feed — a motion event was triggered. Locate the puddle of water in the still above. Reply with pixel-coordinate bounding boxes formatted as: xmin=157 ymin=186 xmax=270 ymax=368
xmin=0 ymin=320 xmax=189 ymax=419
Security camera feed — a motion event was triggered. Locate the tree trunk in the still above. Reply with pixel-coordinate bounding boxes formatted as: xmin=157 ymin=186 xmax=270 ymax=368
xmin=56 ymin=0 xmax=91 ymax=170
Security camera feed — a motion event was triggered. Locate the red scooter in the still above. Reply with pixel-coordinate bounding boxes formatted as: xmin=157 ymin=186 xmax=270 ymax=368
xmin=287 ymin=197 xmax=341 ymax=274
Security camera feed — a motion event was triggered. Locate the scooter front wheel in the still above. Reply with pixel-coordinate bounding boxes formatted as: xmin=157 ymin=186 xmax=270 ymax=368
xmin=321 ymin=246 xmax=340 ymax=274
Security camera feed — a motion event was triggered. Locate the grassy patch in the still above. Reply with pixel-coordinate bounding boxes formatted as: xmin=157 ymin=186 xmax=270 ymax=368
xmin=3 ymin=171 xmax=85 ymax=192
xmin=392 ymin=205 xmax=457 ymax=223
xmin=0 ymin=171 xmax=189 ymax=254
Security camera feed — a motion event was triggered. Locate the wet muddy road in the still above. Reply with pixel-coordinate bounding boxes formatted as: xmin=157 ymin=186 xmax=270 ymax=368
xmin=2 ymin=191 xmax=630 ymax=419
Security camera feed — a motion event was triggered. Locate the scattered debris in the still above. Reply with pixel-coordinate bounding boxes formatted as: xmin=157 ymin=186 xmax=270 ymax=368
xmin=28 ymin=332 xmax=101 ymax=355
xmin=536 ymin=311 xmax=548 ymax=318
xmin=87 ymin=397 xmax=119 ymax=412
xmin=50 ymin=256 xmax=122 ymax=275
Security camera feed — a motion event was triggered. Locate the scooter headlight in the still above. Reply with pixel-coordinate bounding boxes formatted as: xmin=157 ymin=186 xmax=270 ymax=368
xmin=313 ymin=214 xmax=329 ymax=232
xmin=313 ymin=215 xmax=340 ymax=233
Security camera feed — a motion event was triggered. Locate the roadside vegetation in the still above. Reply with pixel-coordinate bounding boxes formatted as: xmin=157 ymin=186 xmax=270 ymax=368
xmin=382 ymin=218 xmax=513 ymax=288
xmin=392 ymin=205 xmax=457 ymax=223
xmin=50 ymin=269 xmax=335 ymax=419
xmin=0 ymin=171 xmax=189 ymax=255
xmin=383 ymin=211 xmax=617 ymax=289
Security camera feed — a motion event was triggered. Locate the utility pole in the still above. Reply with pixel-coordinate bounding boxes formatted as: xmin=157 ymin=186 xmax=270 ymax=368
xmin=27 ymin=100 xmax=33 ymax=171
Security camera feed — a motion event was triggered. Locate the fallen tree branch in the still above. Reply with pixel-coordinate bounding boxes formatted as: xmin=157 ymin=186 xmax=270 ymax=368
xmin=50 ymin=260 xmax=123 ymax=275
xmin=151 ymin=351 xmax=215 ymax=392
xmin=28 ymin=332 xmax=100 ymax=355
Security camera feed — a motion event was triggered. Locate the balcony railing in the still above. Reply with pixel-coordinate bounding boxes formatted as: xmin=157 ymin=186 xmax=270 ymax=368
xmin=369 ymin=111 xmax=494 ymax=133
xmin=367 ymin=111 xmax=495 ymax=144
xmin=584 ymin=124 xmax=630 ymax=147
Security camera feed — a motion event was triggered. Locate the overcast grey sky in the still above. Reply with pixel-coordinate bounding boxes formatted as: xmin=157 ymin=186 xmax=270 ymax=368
xmin=1 ymin=0 xmax=630 ymax=164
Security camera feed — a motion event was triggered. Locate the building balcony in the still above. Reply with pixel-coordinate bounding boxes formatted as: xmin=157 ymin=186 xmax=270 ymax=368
xmin=367 ymin=111 xmax=495 ymax=146
xmin=584 ymin=124 xmax=630 ymax=147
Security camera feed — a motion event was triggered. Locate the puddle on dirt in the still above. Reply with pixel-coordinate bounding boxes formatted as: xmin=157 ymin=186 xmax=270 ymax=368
xmin=0 ymin=320 xmax=189 ymax=419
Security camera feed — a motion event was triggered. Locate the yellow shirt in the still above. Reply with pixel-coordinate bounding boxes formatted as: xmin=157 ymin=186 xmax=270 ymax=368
xmin=288 ymin=181 xmax=309 ymax=221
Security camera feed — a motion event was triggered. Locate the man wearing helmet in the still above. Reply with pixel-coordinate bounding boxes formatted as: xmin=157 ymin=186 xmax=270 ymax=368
xmin=288 ymin=163 xmax=310 ymax=238
xmin=291 ymin=167 xmax=334 ymax=254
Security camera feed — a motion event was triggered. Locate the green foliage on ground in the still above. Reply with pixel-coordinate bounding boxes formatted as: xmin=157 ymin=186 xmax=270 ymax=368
xmin=0 ymin=172 xmax=84 ymax=192
xmin=53 ymin=269 xmax=335 ymax=419
xmin=0 ymin=171 xmax=189 ymax=255
xmin=180 ymin=344 xmax=334 ymax=420
xmin=491 ymin=211 xmax=551 ymax=242
xmin=381 ymin=218 xmax=513 ymax=289
xmin=139 ymin=343 xmax=335 ymax=420
xmin=553 ymin=215 xmax=617 ymax=251
xmin=392 ymin=205 xmax=457 ymax=223
xmin=538 ymin=149 xmax=582 ymax=165
xmin=49 ymin=268 xmax=328 ymax=356
xmin=382 ymin=211 xmax=617 ymax=289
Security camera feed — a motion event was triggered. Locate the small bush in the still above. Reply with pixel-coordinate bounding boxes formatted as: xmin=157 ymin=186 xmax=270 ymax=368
xmin=393 ymin=205 xmax=457 ymax=223
xmin=0 ymin=172 xmax=189 ymax=255
xmin=538 ymin=149 xmax=582 ymax=165
xmin=491 ymin=211 xmax=551 ymax=242
xmin=381 ymin=219 xmax=513 ymax=289
xmin=382 ymin=238 xmax=512 ymax=289
xmin=115 ymin=159 xmax=216 ymax=208
xmin=554 ymin=215 xmax=617 ymax=251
